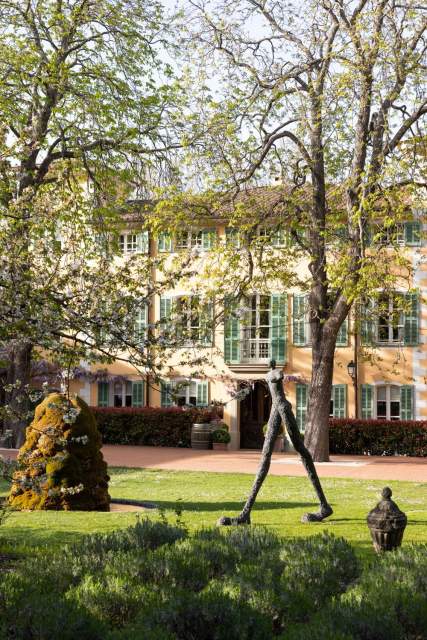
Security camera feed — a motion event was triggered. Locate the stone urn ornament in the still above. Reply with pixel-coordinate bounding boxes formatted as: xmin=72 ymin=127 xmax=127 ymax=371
xmin=367 ymin=487 xmax=407 ymax=553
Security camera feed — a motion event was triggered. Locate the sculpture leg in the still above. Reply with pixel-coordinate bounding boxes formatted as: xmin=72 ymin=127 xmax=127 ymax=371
xmin=217 ymin=404 xmax=282 ymax=526
xmin=278 ymin=398 xmax=332 ymax=522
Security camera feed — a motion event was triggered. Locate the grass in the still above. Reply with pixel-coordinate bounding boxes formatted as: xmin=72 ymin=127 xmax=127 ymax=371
xmin=1 ymin=467 xmax=426 ymax=561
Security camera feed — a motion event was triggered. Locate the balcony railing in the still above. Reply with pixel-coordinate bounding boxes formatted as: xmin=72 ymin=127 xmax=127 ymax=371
xmin=241 ymin=339 xmax=271 ymax=363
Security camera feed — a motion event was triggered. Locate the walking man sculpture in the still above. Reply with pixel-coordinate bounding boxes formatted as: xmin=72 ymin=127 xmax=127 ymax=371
xmin=218 ymin=360 xmax=333 ymax=525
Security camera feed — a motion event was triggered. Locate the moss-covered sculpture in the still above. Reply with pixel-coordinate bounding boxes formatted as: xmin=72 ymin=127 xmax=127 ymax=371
xmin=8 ymin=393 xmax=110 ymax=511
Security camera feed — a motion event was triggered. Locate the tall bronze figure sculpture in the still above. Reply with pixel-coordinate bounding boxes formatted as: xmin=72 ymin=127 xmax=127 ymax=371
xmin=218 ymin=361 xmax=333 ymax=525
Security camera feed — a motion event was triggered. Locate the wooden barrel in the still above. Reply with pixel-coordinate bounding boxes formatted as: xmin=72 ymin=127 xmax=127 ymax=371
xmin=191 ymin=423 xmax=212 ymax=450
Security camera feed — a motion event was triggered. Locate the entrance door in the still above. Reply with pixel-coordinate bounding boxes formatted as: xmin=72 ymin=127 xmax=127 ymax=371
xmin=239 ymin=381 xmax=272 ymax=449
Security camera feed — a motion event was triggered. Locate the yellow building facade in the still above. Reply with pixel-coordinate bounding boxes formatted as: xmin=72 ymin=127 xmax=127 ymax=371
xmin=71 ymin=215 xmax=427 ymax=450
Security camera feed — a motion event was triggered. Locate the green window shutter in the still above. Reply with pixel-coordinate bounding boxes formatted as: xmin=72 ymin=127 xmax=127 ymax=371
xmin=160 ymin=297 xmax=172 ymax=322
xmin=293 ymin=294 xmax=307 ymax=346
xmin=200 ymin=302 xmax=213 ymax=345
xmin=160 ymin=297 xmax=172 ymax=342
xmin=224 ymin=298 xmax=240 ymax=364
xmin=360 ymin=299 xmax=375 ymax=345
xmin=132 ymin=381 xmax=144 ymax=407
xmin=94 ymin=233 xmax=109 ymax=257
xmin=270 ymin=294 xmax=287 ymax=363
xmin=361 ymin=384 xmax=373 ymax=419
xmin=161 ymin=381 xmax=173 ymax=407
xmin=202 ymin=229 xmax=215 ymax=250
xmin=403 ymin=292 xmax=419 ymax=346
xmin=296 ymin=384 xmax=308 ymax=432
xmin=332 ymin=384 xmax=347 ymax=418
xmin=158 ymin=232 xmax=172 ymax=252
xmin=404 ymin=221 xmax=421 ymax=247
xmin=134 ymin=305 xmax=148 ymax=340
xmin=336 ymin=318 xmax=348 ymax=347
xmin=97 ymin=382 xmax=109 ymax=407
xmin=400 ymin=385 xmax=414 ymax=420
xmin=196 ymin=381 xmax=208 ymax=407
xmin=225 ymin=228 xmax=240 ymax=248
xmin=137 ymin=231 xmax=149 ymax=253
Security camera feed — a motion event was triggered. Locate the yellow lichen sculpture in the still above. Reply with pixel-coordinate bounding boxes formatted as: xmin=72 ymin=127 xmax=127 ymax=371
xmin=9 ymin=393 xmax=110 ymax=511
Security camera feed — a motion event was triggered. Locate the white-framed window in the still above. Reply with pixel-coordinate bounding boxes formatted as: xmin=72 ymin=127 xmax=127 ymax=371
xmin=173 ymin=296 xmax=200 ymax=341
xmin=361 ymin=383 xmax=414 ymax=420
xmin=133 ymin=306 xmax=148 ymax=343
xmin=160 ymin=378 xmax=208 ymax=407
xmin=176 ymin=230 xmax=203 ymax=249
xmin=119 ymin=232 xmax=149 ymax=254
xmin=258 ymin=226 xmax=286 ymax=247
xmin=376 ymin=385 xmax=401 ymax=420
xmin=174 ymin=380 xmax=198 ymax=406
xmin=361 ymin=291 xmax=419 ymax=347
xmin=368 ymin=220 xmax=421 ymax=247
xmin=224 ymin=293 xmax=287 ymax=365
xmin=242 ymin=294 xmax=272 ymax=362
xmin=375 ymin=223 xmax=405 ymax=246
xmin=292 ymin=294 xmax=348 ymax=347
xmin=174 ymin=229 xmax=216 ymax=251
xmin=97 ymin=379 xmax=144 ymax=407
xmin=376 ymin=293 xmax=404 ymax=344
xmin=160 ymin=295 xmax=212 ymax=345
xmin=113 ymin=380 xmax=132 ymax=407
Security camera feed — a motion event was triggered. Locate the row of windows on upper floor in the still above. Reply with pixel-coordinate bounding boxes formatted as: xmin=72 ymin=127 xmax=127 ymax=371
xmin=105 ymin=220 xmax=423 ymax=256
xmin=96 ymin=378 xmax=415 ymax=428
xmin=130 ymin=291 xmax=420 ymax=366
xmin=113 ymin=227 xmax=286 ymax=254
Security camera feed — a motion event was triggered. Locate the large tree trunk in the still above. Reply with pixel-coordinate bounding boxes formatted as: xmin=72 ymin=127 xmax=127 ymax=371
xmin=4 ymin=340 xmax=33 ymax=448
xmin=304 ymin=340 xmax=335 ymax=462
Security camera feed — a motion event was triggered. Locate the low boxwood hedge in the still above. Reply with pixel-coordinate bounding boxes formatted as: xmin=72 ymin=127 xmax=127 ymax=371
xmin=329 ymin=418 xmax=427 ymax=457
xmin=92 ymin=407 xmax=216 ymax=448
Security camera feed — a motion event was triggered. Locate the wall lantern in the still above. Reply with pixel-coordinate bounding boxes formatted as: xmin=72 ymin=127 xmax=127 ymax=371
xmin=347 ymin=360 xmax=356 ymax=380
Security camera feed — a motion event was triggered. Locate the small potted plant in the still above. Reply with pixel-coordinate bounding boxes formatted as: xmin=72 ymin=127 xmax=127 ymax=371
xmin=211 ymin=428 xmax=231 ymax=451
xmin=262 ymin=422 xmax=285 ymax=452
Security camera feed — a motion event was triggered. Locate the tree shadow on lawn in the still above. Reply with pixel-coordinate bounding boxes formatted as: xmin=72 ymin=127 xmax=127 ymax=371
xmin=135 ymin=499 xmax=318 ymax=513
xmin=0 ymin=526 xmax=91 ymax=552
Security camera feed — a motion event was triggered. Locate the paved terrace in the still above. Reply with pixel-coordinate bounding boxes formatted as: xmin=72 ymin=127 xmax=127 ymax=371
xmin=1 ymin=446 xmax=426 ymax=482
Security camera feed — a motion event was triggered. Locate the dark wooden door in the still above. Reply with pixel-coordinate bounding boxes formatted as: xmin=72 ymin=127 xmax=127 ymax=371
xmin=240 ymin=381 xmax=272 ymax=449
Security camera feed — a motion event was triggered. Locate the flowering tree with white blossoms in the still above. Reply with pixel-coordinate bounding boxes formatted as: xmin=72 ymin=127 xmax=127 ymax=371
xmin=0 ymin=0 xmax=201 ymax=446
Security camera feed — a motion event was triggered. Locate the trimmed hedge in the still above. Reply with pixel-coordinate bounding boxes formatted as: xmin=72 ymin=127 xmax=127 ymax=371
xmin=92 ymin=406 xmax=217 ymax=447
xmin=329 ymin=418 xmax=427 ymax=457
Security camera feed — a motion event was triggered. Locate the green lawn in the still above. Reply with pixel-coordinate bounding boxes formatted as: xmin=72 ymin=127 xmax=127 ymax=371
xmin=1 ymin=468 xmax=426 ymax=561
